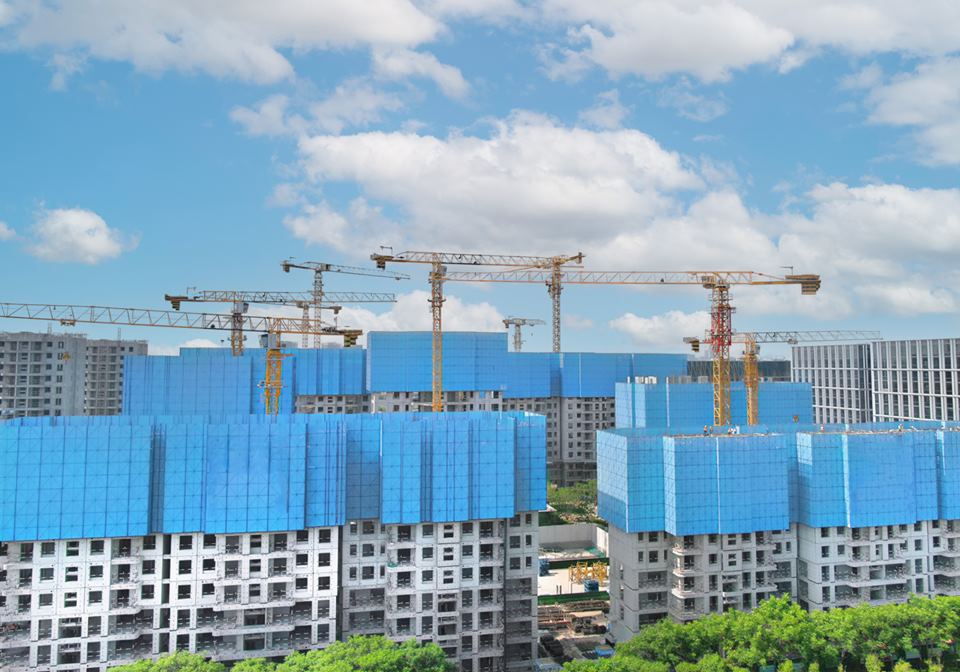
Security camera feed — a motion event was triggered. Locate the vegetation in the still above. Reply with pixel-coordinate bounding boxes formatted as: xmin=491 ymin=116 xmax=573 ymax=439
xmin=547 ymin=480 xmax=603 ymax=525
xmin=565 ymin=596 xmax=960 ymax=672
xmin=112 ymin=637 xmax=453 ymax=672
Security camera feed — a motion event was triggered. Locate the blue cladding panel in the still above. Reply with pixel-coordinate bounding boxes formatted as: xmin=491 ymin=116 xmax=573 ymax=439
xmin=0 ymin=424 xmax=151 ymax=541
xmin=597 ymin=430 xmax=665 ymax=532
xmin=600 ymin=426 xmax=960 ymax=535
xmin=664 ymin=437 xmax=718 ymax=536
xmin=615 ymin=382 xmax=813 ymax=430
xmin=503 ymin=353 xmax=560 ymax=399
xmin=367 ymin=332 xmax=509 ymax=393
xmin=939 ymin=431 xmax=960 ymax=519
xmin=717 ymin=434 xmax=789 ymax=534
xmin=844 ymin=433 xmax=924 ymax=527
xmin=125 ymin=334 xmax=688 ymax=413
xmin=305 ymin=418 xmax=346 ymax=528
xmin=0 ymin=412 xmax=544 ymax=541
xmin=514 ymin=413 xmax=548 ymax=513
xmin=293 ymin=348 xmax=367 ymax=396
xmin=796 ymin=433 xmax=847 ymax=528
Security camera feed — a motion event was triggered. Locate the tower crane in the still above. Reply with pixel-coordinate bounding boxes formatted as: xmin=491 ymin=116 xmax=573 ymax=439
xmin=0 ymin=302 xmax=361 ymax=414
xmin=684 ymin=329 xmax=881 ymax=426
xmin=502 ymin=317 xmax=545 ymax=352
xmin=371 ymin=251 xmax=584 ymax=411
xmin=165 ymin=289 xmax=398 ymax=353
xmin=281 ymin=260 xmax=409 ymax=348
xmin=440 ymin=268 xmax=821 ymax=425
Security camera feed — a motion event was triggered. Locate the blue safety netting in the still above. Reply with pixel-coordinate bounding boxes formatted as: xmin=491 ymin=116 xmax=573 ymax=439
xmin=615 ymin=381 xmax=814 ymax=429
xmin=598 ymin=425 xmax=960 ymax=535
xmin=0 ymin=412 xmax=546 ymax=542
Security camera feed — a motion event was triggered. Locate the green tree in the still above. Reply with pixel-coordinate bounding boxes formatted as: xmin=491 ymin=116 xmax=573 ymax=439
xmin=231 ymin=659 xmax=277 ymax=672
xmin=776 ymin=660 xmax=794 ymax=672
xmin=110 ymin=652 xmax=226 ymax=672
xmin=892 ymin=661 xmax=912 ymax=672
xmin=277 ymin=636 xmax=452 ymax=672
xmin=865 ymin=653 xmax=883 ymax=672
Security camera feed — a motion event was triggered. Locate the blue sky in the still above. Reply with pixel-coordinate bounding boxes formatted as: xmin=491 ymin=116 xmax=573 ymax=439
xmin=1 ymin=1 xmax=959 ymax=356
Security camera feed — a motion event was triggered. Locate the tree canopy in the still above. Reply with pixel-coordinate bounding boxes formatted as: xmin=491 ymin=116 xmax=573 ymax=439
xmin=112 ymin=637 xmax=453 ymax=672
xmin=568 ymin=596 xmax=960 ymax=672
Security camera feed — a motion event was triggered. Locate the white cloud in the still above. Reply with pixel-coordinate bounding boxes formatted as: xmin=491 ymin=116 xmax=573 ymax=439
xmin=4 ymin=0 xmax=439 ymax=84
xmin=839 ymin=62 xmax=884 ymax=91
xmin=855 ymin=283 xmax=957 ymax=316
xmin=231 ymin=83 xmax=405 ymax=138
xmin=295 ymin=111 xmax=701 ymax=253
xmin=564 ymin=314 xmax=594 ymax=330
xmin=283 ymin=198 xmax=402 ymax=254
xmin=0 ymin=221 xmax=15 ymax=240
xmin=539 ymin=1 xmax=794 ymax=82
xmin=149 ymin=338 xmax=220 ymax=356
xmin=230 ymin=94 xmax=301 ymax=137
xmin=372 ymin=48 xmax=469 ymax=99
xmin=657 ymin=78 xmax=728 ymax=122
xmin=48 ymin=52 xmax=85 ymax=90
xmin=280 ymin=110 xmax=960 ymax=321
xmin=537 ymin=2 xmax=960 ymax=83
xmin=578 ymin=89 xmax=629 ymax=129
xmin=28 ymin=208 xmax=137 ymax=264
xmin=610 ymin=310 xmax=710 ymax=351
xmin=863 ymin=58 xmax=960 ymax=164
xmin=309 ymin=80 xmax=405 ymax=133
xmin=420 ymin=0 xmax=530 ymax=22
xmin=337 ymin=290 xmax=505 ymax=340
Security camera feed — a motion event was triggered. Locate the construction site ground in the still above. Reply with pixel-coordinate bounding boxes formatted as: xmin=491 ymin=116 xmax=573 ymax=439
xmin=537 ymin=595 xmax=611 ymax=666
xmin=538 ymin=565 xmax=609 ymax=598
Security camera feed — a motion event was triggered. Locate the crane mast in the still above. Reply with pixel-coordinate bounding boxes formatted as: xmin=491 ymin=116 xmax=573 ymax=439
xmin=0 ymin=302 xmax=360 ymax=414
xmin=372 ymin=250 xmax=583 ymax=411
xmin=282 ymin=260 xmax=408 ymax=348
xmin=502 ymin=317 xmax=545 ymax=352
xmin=686 ymin=329 xmax=881 ymax=425
xmin=442 ymin=268 xmax=821 ymax=426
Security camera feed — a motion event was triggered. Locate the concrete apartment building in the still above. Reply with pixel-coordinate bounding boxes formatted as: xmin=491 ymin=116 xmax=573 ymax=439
xmin=598 ymin=423 xmax=960 ymax=642
xmin=121 ymin=332 xmax=687 ymax=486
xmin=0 ymin=412 xmax=545 ymax=672
xmin=792 ymin=338 xmax=960 ymax=424
xmin=791 ymin=343 xmax=874 ymax=424
xmin=0 ymin=332 xmax=147 ymax=419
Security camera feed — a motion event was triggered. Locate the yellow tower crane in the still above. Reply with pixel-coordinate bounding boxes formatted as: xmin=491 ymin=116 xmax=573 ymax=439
xmin=281 ymin=260 xmax=408 ymax=348
xmin=440 ymin=269 xmax=821 ymax=426
xmin=502 ymin=317 xmax=546 ymax=352
xmin=165 ymin=289 xmax=398 ymax=351
xmin=0 ymin=302 xmax=359 ymax=414
xmin=371 ymin=251 xmax=584 ymax=411
xmin=685 ymin=329 xmax=881 ymax=425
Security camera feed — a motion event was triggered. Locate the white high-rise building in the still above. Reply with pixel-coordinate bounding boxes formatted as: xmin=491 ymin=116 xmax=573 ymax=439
xmin=0 ymin=332 xmax=147 ymax=419
xmin=791 ymin=343 xmax=873 ymax=424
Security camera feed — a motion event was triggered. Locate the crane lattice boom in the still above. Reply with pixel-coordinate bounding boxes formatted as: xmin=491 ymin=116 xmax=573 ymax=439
xmin=0 ymin=302 xmax=351 ymax=336
xmin=371 ymin=250 xmax=583 ymax=409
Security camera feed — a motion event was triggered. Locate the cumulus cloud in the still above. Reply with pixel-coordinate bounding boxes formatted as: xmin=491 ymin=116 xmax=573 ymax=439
xmin=149 ymin=338 xmax=220 ymax=356
xmin=294 ymin=111 xmax=701 ymax=254
xmin=3 ymin=0 xmax=439 ymax=84
xmin=538 ymin=1 xmax=960 ymax=83
xmin=28 ymin=208 xmax=137 ymax=264
xmin=861 ymin=58 xmax=960 ymax=164
xmin=281 ymin=108 xmax=960 ymax=319
xmin=564 ymin=314 xmax=594 ymax=330
xmin=610 ymin=310 xmax=710 ymax=351
xmin=657 ymin=78 xmax=728 ymax=122
xmin=336 ymin=290 xmax=505 ymax=342
xmin=372 ymin=48 xmax=470 ymax=99
xmin=578 ymin=89 xmax=629 ymax=129
xmin=231 ymin=83 xmax=405 ymax=138
xmin=0 ymin=221 xmax=15 ymax=240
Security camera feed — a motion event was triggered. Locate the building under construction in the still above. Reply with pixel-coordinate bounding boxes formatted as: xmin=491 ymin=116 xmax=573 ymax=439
xmin=0 ymin=412 xmax=544 ymax=671
xmin=120 ymin=332 xmax=689 ymax=486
